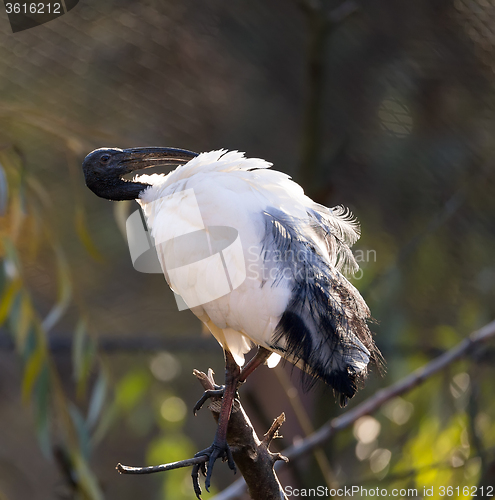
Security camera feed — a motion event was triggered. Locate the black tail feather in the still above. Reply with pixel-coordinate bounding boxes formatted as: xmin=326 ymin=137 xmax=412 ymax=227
xmin=262 ymin=209 xmax=383 ymax=405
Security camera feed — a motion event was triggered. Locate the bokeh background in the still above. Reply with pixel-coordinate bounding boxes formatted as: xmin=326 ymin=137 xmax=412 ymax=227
xmin=1 ymin=0 xmax=495 ymax=499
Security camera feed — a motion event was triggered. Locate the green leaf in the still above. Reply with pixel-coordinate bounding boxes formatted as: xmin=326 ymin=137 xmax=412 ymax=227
xmin=0 ymin=278 xmax=22 ymax=327
xmin=42 ymin=245 xmax=72 ymax=332
xmin=87 ymin=370 xmax=108 ymax=430
xmin=12 ymin=294 xmax=32 ymax=351
xmin=22 ymin=342 xmax=45 ymax=403
xmin=9 ymin=193 xmax=26 ymax=241
xmin=90 ymin=401 xmax=118 ymax=448
xmin=69 ymin=404 xmax=92 ymax=461
xmin=72 ymin=320 xmax=86 ymax=382
xmin=115 ymin=369 xmax=151 ymax=412
xmin=72 ymin=451 xmax=104 ymax=500
xmin=34 ymin=365 xmax=52 ymax=457
xmin=72 ymin=320 xmax=96 ymax=396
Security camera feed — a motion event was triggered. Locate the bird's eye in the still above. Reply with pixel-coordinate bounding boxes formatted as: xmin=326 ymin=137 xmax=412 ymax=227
xmin=100 ymin=154 xmax=111 ymax=164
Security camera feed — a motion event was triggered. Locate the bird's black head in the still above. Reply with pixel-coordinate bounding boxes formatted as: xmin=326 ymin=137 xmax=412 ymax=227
xmin=82 ymin=147 xmax=198 ymax=201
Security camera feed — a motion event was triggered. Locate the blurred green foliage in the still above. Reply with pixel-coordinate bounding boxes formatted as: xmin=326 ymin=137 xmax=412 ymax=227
xmin=0 ymin=145 xmax=105 ymax=499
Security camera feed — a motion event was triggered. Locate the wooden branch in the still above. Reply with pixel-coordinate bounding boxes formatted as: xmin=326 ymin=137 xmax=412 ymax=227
xmin=195 ymin=369 xmax=288 ymax=500
xmin=116 ymin=367 xmax=288 ymax=500
xmin=213 ymin=319 xmax=495 ymax=500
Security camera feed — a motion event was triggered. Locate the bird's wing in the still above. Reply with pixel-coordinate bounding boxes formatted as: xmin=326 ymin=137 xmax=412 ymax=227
xmin=260 ymin=208 xmax=379 ymax=406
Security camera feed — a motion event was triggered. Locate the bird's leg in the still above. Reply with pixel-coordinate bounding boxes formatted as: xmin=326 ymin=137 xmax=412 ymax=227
xmin=194 ymin=350 xmax=240 ymax=493
xmin=191 ymin=348 xmax=276 ymax=497
xmin=239 ymin=346 xmax=273 ymax=383
xmin=192 ymin=347 xmax=273 ymax=415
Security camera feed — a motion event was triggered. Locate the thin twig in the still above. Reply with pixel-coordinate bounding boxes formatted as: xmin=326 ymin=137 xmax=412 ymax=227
xmin=212 ymin=319 xmax=495 ymax=500
xmin=116 ymin=456 xmax=207 ymax=475
xmin=262 ymin=413 xmax=286 ymax=447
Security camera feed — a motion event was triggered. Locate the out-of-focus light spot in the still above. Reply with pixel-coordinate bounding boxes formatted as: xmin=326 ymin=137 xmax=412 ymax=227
xmin=369 ymin=448 xmax=391 ymax=473
xmin=465 ymin=457 xmax=482 ymax=479
xmin=454 ymin=372 xmax=470 ymax=391
xmin=160 ymin=396 xmax=186 ymax=422
xmin=450 ymin=372 xmax=470 ymax=398
xmin=353 ymin=416 xmax=381 ymax=444
xmin=150 ymin=351 xmax=181 ymax=382
xmin=4 ymin=259 xmax=18 ymax=279
xmin=293 ymin=435 xmax=303 ymax=447
xmin=287 ymin=387 xmax=298 ymax=399
xmin=451 ymin=451 xmax=465 ymax=468
xmin=355 ymin=440 xmax=377 ymax=461
xmin=382 ymin=397 xmax=414 ymax=425
xmin=475 ymin=412 xmax=490 ymax=434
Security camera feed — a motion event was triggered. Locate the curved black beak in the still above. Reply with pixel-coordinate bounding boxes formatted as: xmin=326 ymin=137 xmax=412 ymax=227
xmin=119 ymin=147 xmax=198 ymax=172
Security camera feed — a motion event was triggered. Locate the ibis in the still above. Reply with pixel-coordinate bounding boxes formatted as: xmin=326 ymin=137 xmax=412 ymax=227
xmin=82 ymin=147 xmax=381 ymax=495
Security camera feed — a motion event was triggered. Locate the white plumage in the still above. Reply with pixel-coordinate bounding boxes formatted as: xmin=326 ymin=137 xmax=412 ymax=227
xmin=135 ymin=150 xmax=376 ymax=400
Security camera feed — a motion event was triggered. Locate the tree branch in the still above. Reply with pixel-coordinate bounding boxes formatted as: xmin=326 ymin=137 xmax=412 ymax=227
xmin=116 ymin=367 xmax=289 ymax=500
xmin=213 ymin=319 xmax=495 ymax=500
xmin=195 ymin=369 xmax=288 ymax=500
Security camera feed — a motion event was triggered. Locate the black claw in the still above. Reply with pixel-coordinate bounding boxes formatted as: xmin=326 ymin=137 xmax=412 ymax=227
xmin=204 ymin=446 xmax=222 ymax=491
xmin=191 ymin=463 xmax=203 ymax=500
xmin=193 ymin=442 xmax=236 ymax=493
xmin=225 ymin=445 xmax=236 ymax=474
xmin=193 ymin=387 xmax=225 ymax=416
xmin=200 ymin=460 xmax=207 ymax=477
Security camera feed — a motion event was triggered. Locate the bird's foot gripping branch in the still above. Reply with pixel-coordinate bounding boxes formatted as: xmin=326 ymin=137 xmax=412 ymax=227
xmin=117 ymin=367 xmax=288 ymax=500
